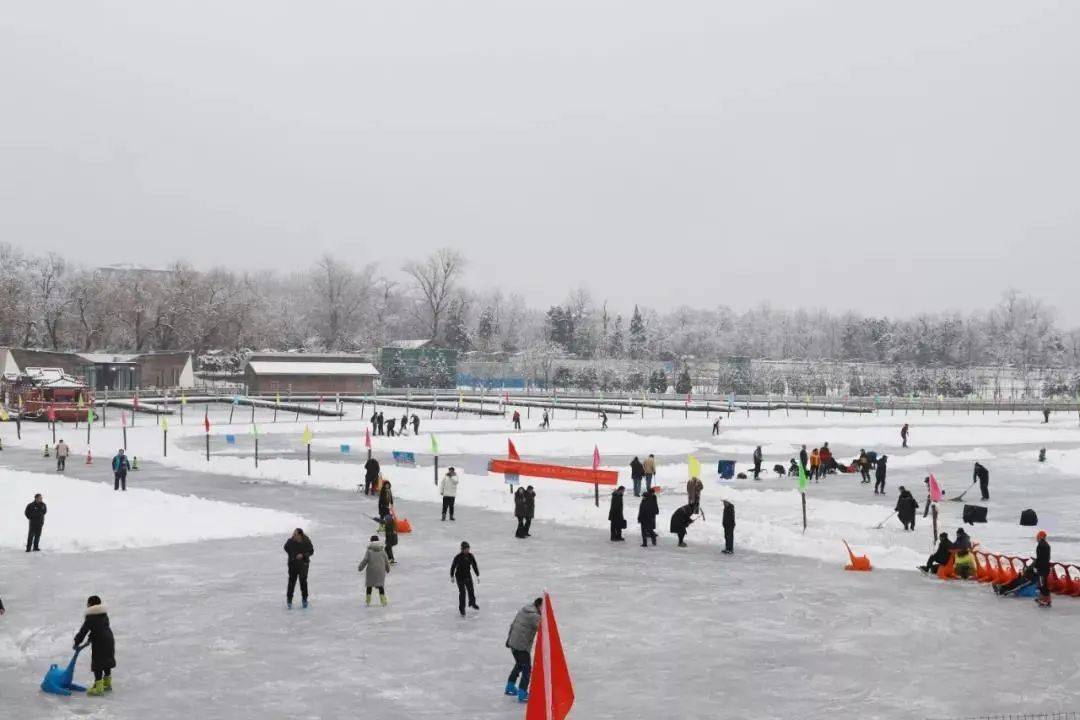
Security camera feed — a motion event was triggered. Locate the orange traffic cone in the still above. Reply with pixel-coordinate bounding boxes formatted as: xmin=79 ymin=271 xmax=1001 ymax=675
xmin=85 ymin=448 xmax=93 ymax=464
xmin=842 ymin=540 xmax=872 ymax=571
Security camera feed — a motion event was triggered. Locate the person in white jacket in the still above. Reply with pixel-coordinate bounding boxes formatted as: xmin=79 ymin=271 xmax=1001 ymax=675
xmin=440 ymin=467 xmax=459 ymax=521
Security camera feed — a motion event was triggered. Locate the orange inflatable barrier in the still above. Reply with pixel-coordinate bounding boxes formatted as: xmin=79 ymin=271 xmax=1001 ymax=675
xmin=936 ymin=552 xmax=956 ymax=580
xmin=843 ymin=540 xmax=872 ymax=571
xmin=488 ymin=459 xmax=618 ymax=486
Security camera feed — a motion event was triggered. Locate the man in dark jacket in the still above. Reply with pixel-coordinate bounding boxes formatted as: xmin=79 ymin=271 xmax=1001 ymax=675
xmin=973 ymin=462 xmax=990 ymax=501
xmin=873 ymin=455 xmax=888 ymax=495
xmin=857 ymin=450 xmax=871 ymax=484
xmin=799 ymin=445 xmax=808 ymax=476
xmin=523 ymin=486 xmax=536 ymax=536
xmin=386 ymin=417 xmax=396 ymax=437
xmin=1034 ymin=530 xmax=1052 ymax=606
xmin=629 ymin=457 xmax=645 ymax=497
xmin=450 ymin=541 xmax=480 ymax=616
xmin=901 ymin=423 xmax=909 ymax=448
xmin=752 ymin=446 xmax=763 ymax=480
xmin=920 ymin=532 xmax=952 ymax=574
xmin=25 ymin=493 xmax=46 ymax=552
xmin=637 ymin=487 xmax=659 ymax=547
xmin=111 ymin=450 xmax=130 ymax=491
xmin=670 ymin=504 xmax=696 ymax=547
xmin=514 ymin=487 xmax=527 ymax=538
xmin=895 ymin=487 xmax=919 ymax=531
xmin=608 ymin=486 xmax=626 ymax=541
xmin=376 ymin=412 xmax=385 ymax=436
xmin=721 ymin=500 xmax=735 ymax=554
xmin=370 ymin=411 xmax=378 ymax=435
xmin=73 ymin=595 xmax=115 ymax=696
xmin=411 ymin=414 xmax=420 ymax=435
xmin=364 ymin=456 xmax=381 ymax=496
xmin=283 ymin=528 xmax=314 ymax=609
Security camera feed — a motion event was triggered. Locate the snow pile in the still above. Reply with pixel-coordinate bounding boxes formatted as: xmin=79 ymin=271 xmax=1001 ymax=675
xmin=0 ymin=469 xmax=307 ymax=553
xmin=885 ymin=450 xmax=942 ymax=468
xmin=940 ymin=448 xmax=996 ymax=463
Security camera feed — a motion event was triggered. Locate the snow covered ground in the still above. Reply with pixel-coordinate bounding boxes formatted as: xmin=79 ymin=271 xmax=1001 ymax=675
xmin=1 ymin=407 xmax=1078 ymax=718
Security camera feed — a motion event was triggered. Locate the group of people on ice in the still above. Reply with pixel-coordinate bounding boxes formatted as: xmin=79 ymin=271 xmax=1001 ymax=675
xmin=368 ymin=410 xmax=421 ymax=437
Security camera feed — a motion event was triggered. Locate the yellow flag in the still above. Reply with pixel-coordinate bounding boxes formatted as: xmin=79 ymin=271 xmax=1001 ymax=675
xmin=688 ymin=455 xmax=701 ymax=479
xmin=162 ymin=417 xmax=169 ymax=431
xmin=0 ymin=406 xmax=8 ymax=422
xmin=302 ymin=426 xmax=313 ymax=445
xmin=181 ymin=393 xmax=187 ymax=406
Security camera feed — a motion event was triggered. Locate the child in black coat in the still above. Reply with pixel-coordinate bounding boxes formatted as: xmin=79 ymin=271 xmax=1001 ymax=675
xmin=74 ymin=595 xmax=115 ymax=696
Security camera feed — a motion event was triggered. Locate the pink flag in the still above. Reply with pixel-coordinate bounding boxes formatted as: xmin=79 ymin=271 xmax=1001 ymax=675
xmin=928 ymin=474 xmax=943 ymax=503
xmin=364 ymin=427 xmax=371 ymax=448
xmin=592 ymin=445 xmax=600 ymax=471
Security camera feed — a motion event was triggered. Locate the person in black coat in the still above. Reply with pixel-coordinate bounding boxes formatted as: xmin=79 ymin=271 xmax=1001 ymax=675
xmin=513 ymin=487 xmax=527 ymax=538
xmin=629 ymin=457 xmax=645 ymax=497
xmin=25 ymin=493 xmax=46 ymax=552
xmin=283 ymin=528 xmax=314 ymax=609
xmin=973 ymin=462 xmax=990 ymax=501
xmin=378 ymin=481 xmax=394 ymax=518
xmin=637 ymin=487 xmax=659 ymax=547
xmin=920 ymin=532 xmax=952 ymax=573
xmin=670 ymin=504 xmax=696 ymax=547
xmin=364 ymin=457 xmax=381 ymax=496
xmin=721 ymin=500 xmax=735 ymax=554
xmin=386 ymin=417 xmax=396 ymax=437
xmin=450 ymin=541 xmax=480 ymax=616
xmin=873 ymin=455 xmax=888 ymax=495
xmin=608 ymin=486 xmax=626 ymax=541
xmin=411 ymin=414 xmax=420 ymax=435
xmin=895 ymin=486 xmax=919 ymax=531
xmin=376 ymin=412 xmax=385 ymax=436
xmin=752 ymin=446 xmax=763 ymax=480
xmin=370 ymin=411 xmax=378 ymax=435
xmin=522 ymin=486 xmax=536 ymax=537
xmin=73 ymin=595 xmax=115 ymax=695
xmin=378 ymin=513 xmax=399 ymax=564
xmin=1034 ymin=531 xmax=1052 ymax=604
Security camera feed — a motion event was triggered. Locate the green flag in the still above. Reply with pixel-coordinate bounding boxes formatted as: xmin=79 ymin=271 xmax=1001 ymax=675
xmin=251 ymin=423 xmax=259 ymax=437
xmin=86 ymin=407 xmax=95 ymax=424
xmin=430 ymin=434 xmax=439 ymax=455
xmin=798 ymin=462 xmax=808 ymax=492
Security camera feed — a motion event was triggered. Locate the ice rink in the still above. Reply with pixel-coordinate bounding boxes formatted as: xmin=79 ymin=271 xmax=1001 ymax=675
xmin=2 ymin=404 xmax=1079 ymax=719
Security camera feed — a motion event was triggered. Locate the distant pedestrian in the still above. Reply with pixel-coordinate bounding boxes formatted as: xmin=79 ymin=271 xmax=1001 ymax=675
xmin=600 ymin=411 xmax=608 ymax=430
xmin=809 ymin=448 xmax=820 ymax=482
xmin=874 ymin=455 xmax=888 ymax=495
xmin=752 ymin=446 xmax=763 ymax=481
xmin=111 ymin=449 xmax=130 ymax=491
xmin=1033 ymin=531 xmax=1052 ymax=606
xmin=358 ymin=535 xmax=391 ymax=606
xmin=712 ymin=418 xmax=720 ymax=436
xmin=819 ymin=443 xmax=833 ymax=474
xmin=56 ymin=439 xmax=69 ymax=471
xmin=629 ymin=456 xmax=645 ymax=497
xmin=857 ymin=450 xmax=871 ymax=484
xmin=523 ymin=486 xmax=535 ymax=536
xmin=73 ymin=595 xmax=115 ymax=696
xmin=370 ymin=411 xmax=378 ymax=435
xmin=608 ymin=486 xmax=626 ymax=541
xmin=670 ymin=504 xmax=696 ymax=547
xmin=399 ymin=413 xmax=409 ymax=435
xmin=411 ymin=414 xmax=420 ymax=435
xmin=379 ymin=513 xmax=399 ymax=564
xmin=283 ymin=528 xmax=314 ymax=609
xmin=901 ymin=423 xmax=909 ymax=448
xmin=450 ymin=541 xmax=479 ymax=616
xmin=540 ymin=410 xmax=550 ymax=429
xmin=1043 ymin=408 xmax=1051 ymax=423
xmin=799 ymin=445 xmax=808 ymax=476
xmin=386 ymin=417 xmax=396 ymax=437
xmin=504 ymin=598 xmax=542 ymax=703
xmin=25 ymin=493 xmax=46 ymax=552
xmin=973 ymin=462 xmax=990 ymax=501
xmin=440 ymin=467 xmax=459 ymax=521
xmin=637 ymin=486 xmax=659 ymax=547
xmin=514 ymin=486 xmax=527 ymax=538
xmin=642 ymin=454 xmax=657 ymax=491
xmin=364 ymin=456 xmax=381 ymax=496
xmin=376 ymin=412 xmax=385 ymax=436
xmin=512 ymin=410 xmax=521 ymax=430
xmin=895 ymin=486 xmax=919 ymax=531
xmin=686 ymin=476 xmax=703 ymax=509
xmin=721 ymin=500 xmax=735 ymax=554
xmin=378 ymin=480 xmax=394 ymax=517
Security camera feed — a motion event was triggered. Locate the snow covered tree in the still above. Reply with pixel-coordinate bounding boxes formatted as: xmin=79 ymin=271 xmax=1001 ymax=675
xmin=675 ymin=366 xmax=693 ymax=394
xmin=629 ymin=305 xmax=646 ymax=359
xmin=403 ymin=247 xmax=466 ymax=341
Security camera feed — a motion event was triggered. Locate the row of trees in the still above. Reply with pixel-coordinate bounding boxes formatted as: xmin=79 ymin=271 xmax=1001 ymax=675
xmin=1 ymin=244 xmax=1077 ymax=376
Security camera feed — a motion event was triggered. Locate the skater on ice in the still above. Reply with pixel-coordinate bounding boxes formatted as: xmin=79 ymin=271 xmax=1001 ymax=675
xmin=901 ymin=423 xmax=909 ymax=448
xmin=284 ymin=528 xmax=314 ymax=609
xmin=873 ymin=455 xmax=888 ymax=495
xmin=358 ymin=535 xmax=391 ymax=606
xmin=643 ymin=453 xmax=657 ymax=491
xmin=440 ymin=467 xmax=459 ymax=521
xmin=25 ymin=492 xmax=46 ymax=552
xmin=629 ymin=455 xmax=645 ymax=497
xmin=72 ymin=595 xmax=115 ymax=696
xmin=55 ymin=438 xmax=69 ymax=471
xmin=111 ymin=449 xmax=130 ymax=491
xmin=638 ymin=486 xmax=659 ymax=547
xmin=721 ymin=500 xmax=735 ymax=555
xmin=608 ymin=485 xmax=626 ymax=541
xmin=450 ymin=541 xmax=480 ymax=616
xmin=504 ymin=597 xmax=542 ymax=703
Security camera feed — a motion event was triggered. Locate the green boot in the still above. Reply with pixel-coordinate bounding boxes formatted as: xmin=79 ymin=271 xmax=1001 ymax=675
xmin=103 ymin=676 xmax=113 ymax=692
xmin=87 ymin=679 xmax=105 ymax=696
xmin=380 ymin=594 xmax=388 ymax=607
xmin=365 ymin=593 xmax=372 ymax=606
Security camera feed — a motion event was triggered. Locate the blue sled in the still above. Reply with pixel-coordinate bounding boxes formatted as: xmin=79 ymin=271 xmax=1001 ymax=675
xmin=1015 ymin=583 xmax=1039 ymax=598
xmin=41 ymin=644 xmax=89 ymax=696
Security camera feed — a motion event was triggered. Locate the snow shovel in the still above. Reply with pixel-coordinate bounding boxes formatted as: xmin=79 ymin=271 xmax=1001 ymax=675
xmin=948 ymin=480 xmax=978 ymax=503
xmin=873 ymin=511 xmax=897 ymax=529
xmin=41 ymin=643 xmax=89 ymax=696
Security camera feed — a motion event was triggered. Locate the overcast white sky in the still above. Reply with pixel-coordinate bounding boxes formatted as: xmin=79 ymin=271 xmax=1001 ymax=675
xmin=2 ymin=2 xmax=1078 ymax=322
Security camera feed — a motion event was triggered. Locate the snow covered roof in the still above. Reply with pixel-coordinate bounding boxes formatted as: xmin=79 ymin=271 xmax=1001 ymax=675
xmin=246 ymin=361 xmax=380 ymax=377
xmin=386 ymin=339 xmax=438 ymax=350
xmin=78 ymin=353 xmax=137 ymax=364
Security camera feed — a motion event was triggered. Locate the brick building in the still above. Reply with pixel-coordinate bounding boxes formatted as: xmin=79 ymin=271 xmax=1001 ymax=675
xmin=243 ymin=353 xmax=379 ymax=394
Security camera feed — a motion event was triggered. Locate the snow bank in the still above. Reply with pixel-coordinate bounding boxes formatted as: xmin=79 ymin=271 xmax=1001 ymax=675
xmin=885 ymin=450 xmax=942 ymax=468
xmin=0 ymin=470 xmax=307 ymax=553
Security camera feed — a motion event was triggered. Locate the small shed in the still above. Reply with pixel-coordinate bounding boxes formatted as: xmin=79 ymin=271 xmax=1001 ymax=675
xmin=245 ymin=358 xmax=380 ymax=394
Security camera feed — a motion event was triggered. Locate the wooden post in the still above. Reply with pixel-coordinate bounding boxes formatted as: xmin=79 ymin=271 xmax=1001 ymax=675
xmin=434 ymin=454 xmax=439 ymax=487
xmin=306 ymin=443 xmax=311 ymax=476
xmin=52 ymin=421 xmax=56 ymax=444
xmin=163 ymin=429 xmax=167 ymax=457
xmin=229 ymin=404 xmax=235 ymax=425
xmin=122 ymin=426 xmax=127 ymax=451
xmin=86 ymin=420 xmax=91 ymax=445
xmin=255 ymin=438 xmax=259 ymax=468
xmin=801 ymin=491 xmax=807 ymax=533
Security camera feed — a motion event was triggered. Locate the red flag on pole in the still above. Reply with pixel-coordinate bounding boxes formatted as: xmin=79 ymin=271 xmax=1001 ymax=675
xmin=365 ymin=427 xmax=372 ymax=448
xmin=47 ymin=403 xmax=56 ymax=422
xmin=526 ymin=591 xmax=574 ymax=720
xmin=508 ymin=439 xmax=520 ymax=461
xmin=592 ymin=445 xmax=600 ymax=471
xmin=204 ymin=409 xmax=211 ymax=433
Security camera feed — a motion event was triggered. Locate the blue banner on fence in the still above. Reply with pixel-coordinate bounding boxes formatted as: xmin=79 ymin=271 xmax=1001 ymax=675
xmin=392 ymin=451 xmax=416 ymax=467
xmin=340 ymin=444 xmax=350 ymax=454
xmin=225 ymin=434 xmax=236 ymax=445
